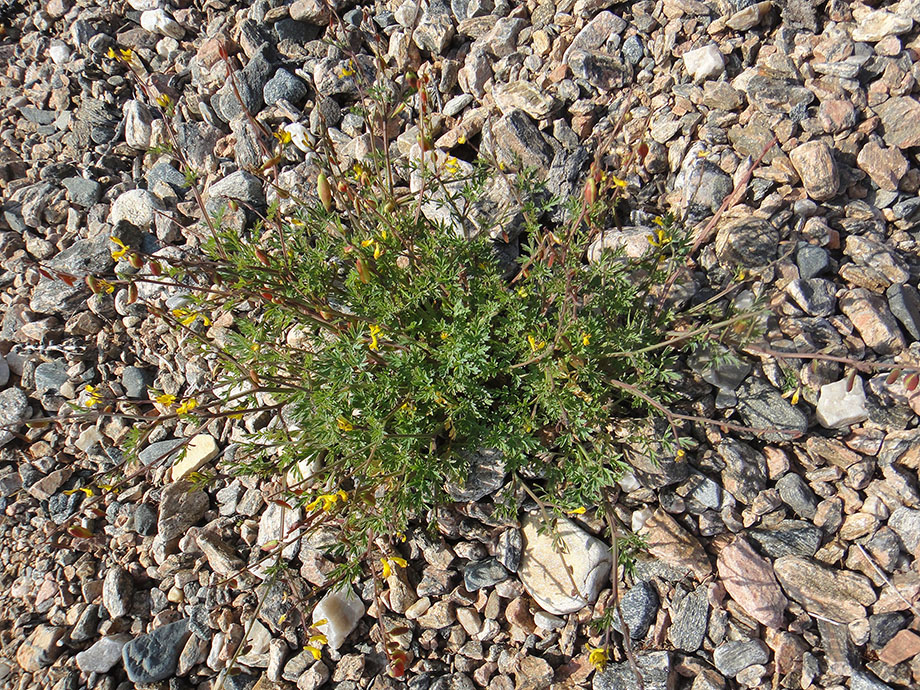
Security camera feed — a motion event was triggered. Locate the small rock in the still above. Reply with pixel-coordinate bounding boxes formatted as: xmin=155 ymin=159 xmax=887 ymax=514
xmin=493 ymin=81 xmax=556 ymax=120
xmin=615 ymin=580 xmax=659 ymax=639
xmin=888 ymin=507 xmax=920 ymax=554
xmin=110 ymin=189 xmax=161 ymax=229
xmin=875 ymin=96 xmax=920 ymax=149
xmin=886 ymin=283 xmax=920 ymax=339
xmin=878 ymin=629 xmax=920 ymax=665
xmin=418 ymin=600 xmax=456 ymax=629
xmin=263 ymin=69 xmax=309 ymax=106
xmin=121 ymin=367 xmax=151 ymax=399
xmin=157 ymin=480 xmax=209 ymax=545
xmin=775 ymin=473 xmax=818 ymax=519
xmin=464 ymin=558 xmax=509 ymax=591
xmin=593 ymin=651 xmax=672 ymax=690
xmin=446 ymin=449 xmax=505 ymax=502
xmin=851 ymin=10 xmax=913 ymax=42
xmin=103 ymin=566 xmax=134 ymax=619
xmin=639 ymin=509 xmax=711 ymax=580
xmin=298 ymin=661 xmax=330 ymax=690
xmin=518 ymin=513 xmax=610 ymax=615
xmin=839 ymin=289 xmax=905 ymax=355
xmin=715 ymin=217 xmax=779 ymax=268
xmin=773 ymin=556 xmax=876 ymax=623
xmin=207 ymin=170 xmax=265 ymax=206
xmin=789 ymin=140 xmax=839 ymax=202
xmin=668 ymin=585 xmax=709 ymax=652
xmin=815 ymin=376 xmax=870 ymax=429
xmin=16 ymin=625 xmax=65 ymax=671
xmin=197 ymin=530 xmax=245 ymax=576
xmin=683 ymin=44 xmax=725 ymax=81
xmin=496 ymin=529 xmax=522 ymax=572
xmin=491 ymin=110 xmax=553 ymax=172
xmin=736 ymin=379 xmax=808 ymax=441
xmin=857 ymin=140 xmax=908 ymax=191
xmin=289 ymin=0 xmax=329 ymax=24
xmin=796 ymin=244 xmax=830 ymax=279
xmin=122 ymin=619 xmax=191 ymax=683
xmin=786 ymin=278 xmax=837 ymax=317
xmin=171 ymin=434 xmax=220 ymax=481
xmin=713 ymin=639 xmax=770 ymax=678
xmin=718 ymin=537 xmax=787 ymax=629
xmin=140 ymin=8 xmax=184 ymax=39
xmin=76 ymin=635 xmax=131 ymax=673
xmin=749 ymin=520 xmax=821 ymax=558
xmin=124 ymin=100 xmax=154 ymax=150
xmin=312 ymin=586 xmax=364 ymax=650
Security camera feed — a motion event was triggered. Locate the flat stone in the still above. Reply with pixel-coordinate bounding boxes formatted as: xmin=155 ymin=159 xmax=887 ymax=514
xmin=170 ymin=434 xmax=220 ymax=481
xmin=639 ymin=509 xmax=711 ymax=580
xmin=786 ymin=278 xmax=837 ymax=317
xmin=463 ymin=557 xmax=509 ymax=591
xmin=715 ymin=217 xmax=779 ymax=268
xmin=518 ymin=513 xmax=611 ymax=615
xmin=312 ymin=586 xmax=365 ymax=650
xmin=773 ymin=556 xmax=876 ymax=623
xmin=775 ymin=473 xmax=818 ymax=519
xmin=875 ymin=97 xmax=920 ymax=149
xmin=76 ymin=635 xmax=131 ymax=673
xmin=446 ymin=449 xmax=505 ymax=502
xmin=718 ymin=537 xmax=787 ymax=629
xmin=668 ymin=585 xmax=709 ymax=652
xmin=103 ymin=566 xmax=134 ymax=619
xmin=886 ymin=283 xmax=920 ymax=339
xmin=843 ymin=235 xmax=910 ymax=288
xmin=493 ymin=81 xmax=556 ymax=120
xmin=878 ymin=629 xmax=920 ymax=665
xmin=749 ymin=520 xmax=821 ymax=558
xmin=139 ymin=438 xmax=184 ymax=466
xmin=736 ymin=379 xmax=808 ymax=442
xmin=713 ymin=640 xmax=770 ymax=678
xmin=839 ymin=289 xmax=905 ymax=355
xmin=157 ymin=480 xmax=209 ymax=545
xmin=816 ymin=376 xmax=870 ymax=429
xmin=852 ymin=10 xmax=913 ymax=42
xmin=491 ymin=110 xmax=553 ymax=172
xmin=16 ymin=625 xmax=65 ymax=671
xmin=857 ymin=140 xmax=908 ymax=191
xmin=0 ymin=388 xmax=29 ymax=448
xmin=110 ymin=189 xmax=161 ymax=229
xmin=196 ymin=530 xmax=245 ymax=576
xmin=888 ymin=507 xmax=920 ymax=554
xmin=789 ymin=140 xmax=839 ymax=202
xmin=593 ymin=650 xmax=672 ymax=690
xmin=122 ymin=619 xmax=190 ymax=683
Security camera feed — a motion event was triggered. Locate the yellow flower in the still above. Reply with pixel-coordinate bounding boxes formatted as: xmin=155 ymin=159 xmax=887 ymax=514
xmin=440 ymin=332 xmax=449 ymax=340
xmin=611 ymin=175 xmax=628 ymax=188
xmin=106 ymin=47 xmax=117 ymax=59
xmin=274 ymin=129 xmax=292 ymax=145
xmin=172 ymin=308 xmax=212 ymax=327
xmin=119 ymin=48 xmax=134 ymax=62
xmin=444 ymin=156 xmax=461 ymax=175
xmin=589 ymin=647 xmax=608 ymax=672
xmin=517 ymin=287 xmax=529 ymax=298
xmin=582 ymin=332 xmax=591 ymax=346
xmin=110 ymin=237 xmax=129 ymax=260
xmin=313 ymin=619 xmax=328 ymax=628
xmin=338 ymin=60 xmax=355 ymax=78
xmin=361 ymin=239 xmax=374 ymax=247
xmin=373 ymin=242 xmax=383 ymax=260
xmin=527 ymin=334 xmax=546 ymax=352
xmin=305 ymin=645 xmax=322 ymax=661
xmin=176 ymin=398 xmax=198 ymax=414
xmin=676 ymin=449 xmax=685 ymax=458
xmin=97 ymin=279 xmax=115 ymax=294
xmin=457 ymin=134 xmax=466 ymax=145
xmin=653 ymin=216 xmax=665 ymax=227
xmin=337 ymin=417 xmax=353 ymax=432
xmin=84 ymin=384 xmax=103 ymax=408
xmin=306 ymin=492 xmax=346 ymax=512
xmin=309 ymin=633 xmax=327 ymax=645
xmin=156 ymin=393 xmax=177 ymax=406
xmin=368 ymin=324 xmax=381 ymax=351
xmin=381 ymin=556 xmax=408 ymax=578
xmin=155 ymin=93 xmax=171 ymax=109
xmin=647 ymin=229 xmax=671 ymax=247
xmin=380 ymin=230 xmax=388 ymax=241
xmin=791 ymin=388 xmax=800 ymax=405
xmin=568 ymin=506 xmax=586 ymax=515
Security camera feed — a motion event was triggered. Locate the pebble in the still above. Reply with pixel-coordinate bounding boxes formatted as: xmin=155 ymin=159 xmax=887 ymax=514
xmin=312 ymin=586 xmax=364 ymax=650
xmin=713 ymin=639 xmax=770 ymax=678
xmin=789 ymin=140 xmax=839 ymax=202
xmin=140 ymin=8 xmax=184 ymax=39
xmin=668 ymin=585 xmax=709 ymax=652
xmin=752 ymin=521 xmax=823 ymax=558
xmin=615 ymin=580 xmax=659 ymax=639
xmin=875 ymin=96 xmax=920 ymax=149
xmin=76 ymin=635 xmax=131 ymax=673
xmin=0 ymin=388 xmax=29 ymax=448
xmin=640 ymin=509 xmax=711 ymax=580
xmin=170 ymin=433 xmax=220 ymax=481
xmin=593 ymin=651 xmax=672 ymax=690
xmin=717 ymin=537 xmax=787 ymax=629
xmin=683 ymin=44 xmax=725 ymax=81
xmin=839 ymin=289 xmax=906 ymax=355
xmin=122 ymin=619 xmax=191 ymax=683
xmin=446 ymin=449 xmax=505 ymax=502
xmin=851 ymin=10 xmax=913 ymax=42
xmin=110 ymin=189 xmax=161 ymax=229
xmin=102 ymin=566 xmax=134 ymax=619
xmin=773 ymin=556 xmax=876 ymax=623
xmin=816 ymin=376 xmax=870 ymax=429
xmin=463 ymin=557 xmax=509 ymax=591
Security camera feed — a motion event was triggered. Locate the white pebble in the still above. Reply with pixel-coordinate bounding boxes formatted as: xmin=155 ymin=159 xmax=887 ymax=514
xmin=816 ymin=376 xmax=869 ymax=429
xmin=683 ymin=44 xmax=725 ymax=81
xmin=284 ymin=123 xmax=313 ymax=153
xmin=312 ymin=586 xmax=365 ymax=650
xmin=49 ymin=41 xmax=71 ymax=65
xmin=140 ymin=8 xmax=184 ymax=40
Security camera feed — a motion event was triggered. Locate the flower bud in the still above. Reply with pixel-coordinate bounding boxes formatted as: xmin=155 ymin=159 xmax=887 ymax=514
xmin=584 ymin=178 xmax=597 ymax=205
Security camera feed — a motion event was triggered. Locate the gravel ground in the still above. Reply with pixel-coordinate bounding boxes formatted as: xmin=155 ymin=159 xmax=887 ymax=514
xmin=2 ymin=0 xmax=920 ymax=689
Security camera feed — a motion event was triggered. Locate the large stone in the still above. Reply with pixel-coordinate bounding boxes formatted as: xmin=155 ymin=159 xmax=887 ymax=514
xmin=717 ymin=537 xmax=787 ymax=629
xmin=852 ymin=10 xmax=913 ymax=42
xmin=715 ymin=217 xmax=779 ymax=268
xmin=816 ymin=376 xmax=870 ymax=429
xmin=0 ymin=388 xmax=29 ymax=448
xmin=857 ymin=140 xmax=908 ymax=191
xmin=773 ymin=556 xmax=876 ymax=623
xmin=122 ymin=619 xmax=191 ymax=683
xmin=518 ymin=513 xmax=611 ymax=615
xmin=16 ymin=626 xmax=65 ymax=671
xmin=491 ymin=110 xmax=553 ymax=172
xmin=839 ymin=289 xmax=905 ymax=355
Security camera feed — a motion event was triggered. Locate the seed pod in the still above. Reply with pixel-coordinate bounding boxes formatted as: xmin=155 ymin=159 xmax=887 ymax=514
xmin=67 ymin=526 xmax=94 ymax=539
xmin=86 ymin=275 xmax=101 ymax=294
xmin=128 ymin=252 xmax=144 ymax=269
xmin=886 ymin=368 xmax=901 ymax=385
xmin=907 ymin=372 xmax=919 ymax=392
xmin=846 ymin=369 xmax=857 ymax=392
xmin=637 ymin=141 xmax=649 ymax=162
xmin=37 ymin=267 xmax=52 ymax=280
xmin=384 ymin=200 xmax=396 ymax=214
xmin=249 ymin=369 xmax=261 ymax=385
xmin=149 ymin=260 xmax=162 ymax=276
xmin=316 ymin=172 xmax=333 ymax=211
xmin=584 ymin=178 xmax=597 ymax=205
xmin=126 ymin=283 xmax=138 ymax=304
xmin=57 ymin=272 xmax=76 ymax=287
xmin=356 ymin=256 xmax=370 ymax=283
xmin=255 ymin=248 xmax=270 ymax=266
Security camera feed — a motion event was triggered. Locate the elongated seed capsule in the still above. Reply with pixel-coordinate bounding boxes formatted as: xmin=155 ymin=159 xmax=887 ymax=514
xmin=149 ymin=260 xmax=162 ymax=276
xmin=317 ymin=172 xmax=333 ymax=211
xmin=86 ymin=275 xmax=101 ymax=294
xmin=907 ymin=373 xmax=919 ymax=392
xmin=126 ymin=283 xmax=138 ymax=304
xmin=128 ymin=252 xmax=143 ymax=269
xmin=356 ymin=256 xmax=370 ymax=283
xmin=886 ymin=368 xmax=901 ymax=385
xmin=584 ymin=178 xmax=597 ymax=204
xmin=846 ymin=369 xmax=857 ymax=392
xmin=255 ymin=249 xmax=270 ymax=266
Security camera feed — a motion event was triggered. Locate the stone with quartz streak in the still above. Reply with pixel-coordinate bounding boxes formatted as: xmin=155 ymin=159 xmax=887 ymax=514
xmin=312 ymin=586 xmax=365 ymax=650
xmin=718 ymin=537 xmax=787 ymax=629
